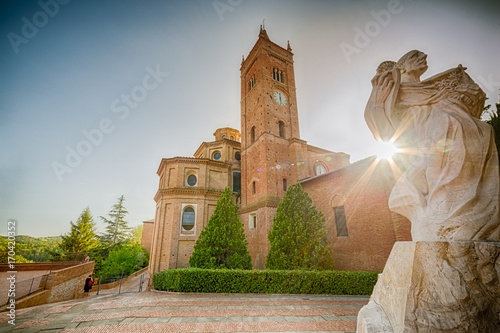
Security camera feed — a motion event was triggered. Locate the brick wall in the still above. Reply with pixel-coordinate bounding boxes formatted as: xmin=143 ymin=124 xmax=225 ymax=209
xmin=0 ymin=262 xmax=80 ymax=272
xmin=141 ymin=220 xmax=154 ymax=253
xmin=0 ymin=261 xmax=94 ymax=311
xmin=301 ymin=157 xmax=411 ymax=271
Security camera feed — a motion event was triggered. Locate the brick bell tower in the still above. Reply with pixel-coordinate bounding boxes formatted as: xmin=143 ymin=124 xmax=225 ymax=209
xmin=240 ymin=26 xmax=309 ymax=268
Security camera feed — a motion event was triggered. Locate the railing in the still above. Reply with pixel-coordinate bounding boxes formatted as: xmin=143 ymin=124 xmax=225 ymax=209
xmin=91 ymin=267 xmax=149 ymax=296
xmin=1 ymin=252 xmax=92 ymax=307
xmin=1 ymin=275 xmax=44 ymax=306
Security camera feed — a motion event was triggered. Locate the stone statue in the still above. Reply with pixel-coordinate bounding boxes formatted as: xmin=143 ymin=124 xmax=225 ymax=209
xmin=358 ymin=51 xmax=500 ymax=332
xmin=364 ymin=50 xmax=500 ymax=242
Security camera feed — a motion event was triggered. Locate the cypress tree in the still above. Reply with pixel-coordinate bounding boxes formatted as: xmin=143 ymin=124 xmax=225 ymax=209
xmin=266 ymin=183 xmax=334 ymax=270
xmin=189 ymin=187 xmax=252 ymax=269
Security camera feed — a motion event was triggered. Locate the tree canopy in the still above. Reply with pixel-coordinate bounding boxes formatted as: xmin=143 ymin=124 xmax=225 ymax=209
xmin=189 ymin=187 xmax=252 ymax=269
xmin=99 ymin=242 xmax=149 ymax=280
xmin=266 ymin=183 xmax=334 ymax=270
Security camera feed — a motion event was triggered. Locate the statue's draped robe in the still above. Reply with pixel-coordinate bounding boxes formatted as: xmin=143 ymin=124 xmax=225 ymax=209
xmin=365 ymin=66 xmax=500 ymax=241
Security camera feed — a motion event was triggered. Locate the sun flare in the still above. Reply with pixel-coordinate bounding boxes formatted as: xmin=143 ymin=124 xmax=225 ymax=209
xmin=374 ymin=140 xmax=400 ymax=161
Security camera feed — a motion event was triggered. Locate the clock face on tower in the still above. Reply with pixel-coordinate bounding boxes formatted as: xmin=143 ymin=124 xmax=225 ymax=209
xmin=273 ymin=91 xmax=287 ymax=106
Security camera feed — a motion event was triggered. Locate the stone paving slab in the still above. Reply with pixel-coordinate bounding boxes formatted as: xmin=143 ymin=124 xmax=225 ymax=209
xmin=58 ymin=321 xmax=358 ymax=332
xmin=0 ymin=273 xmax=368 ymax=332
xmin=88 ymin=299 xmax=366 ymax=310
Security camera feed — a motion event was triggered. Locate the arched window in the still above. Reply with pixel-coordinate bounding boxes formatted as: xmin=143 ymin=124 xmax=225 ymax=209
xmin=315 ymin=164 xmax=326 ymax=175
xmin=283 ymin=178 xmax=287 ymax=191
xmin=278 ymin=121 xmax=285 ymax=138
xmin=333 ymin=206 xmax=348 ymax=237
xmin=251 ymin=126 xmax=256 ymax=143
xmin=252 ymin=181 xmax=256 ymax=194
xmin=182 ymin=207 xmax=195 ymax=231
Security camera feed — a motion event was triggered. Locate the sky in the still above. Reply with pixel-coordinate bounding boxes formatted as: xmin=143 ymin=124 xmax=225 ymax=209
xmin=1 ymin=0 xmax=499 ymax=237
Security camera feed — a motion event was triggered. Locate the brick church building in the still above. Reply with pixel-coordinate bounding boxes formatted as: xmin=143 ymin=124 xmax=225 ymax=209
xmin=147 ymin=27 xmax=411 ymax=275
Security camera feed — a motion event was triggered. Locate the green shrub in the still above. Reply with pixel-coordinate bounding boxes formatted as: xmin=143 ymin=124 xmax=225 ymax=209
xmin=153 ymin=268 xmax=378 ymax=295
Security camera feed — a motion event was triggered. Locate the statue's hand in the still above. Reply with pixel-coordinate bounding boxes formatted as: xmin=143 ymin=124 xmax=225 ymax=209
xmin=375 ymin=72 xmax=394 ymax=106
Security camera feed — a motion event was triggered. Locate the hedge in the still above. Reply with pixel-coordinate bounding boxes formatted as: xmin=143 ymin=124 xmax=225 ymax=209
xmin=153 ymin=268 xmax=378 ymax=295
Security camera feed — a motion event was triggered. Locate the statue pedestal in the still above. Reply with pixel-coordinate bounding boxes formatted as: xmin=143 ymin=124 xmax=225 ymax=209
xmin=357 ymin=241 xmax=500 ymax=332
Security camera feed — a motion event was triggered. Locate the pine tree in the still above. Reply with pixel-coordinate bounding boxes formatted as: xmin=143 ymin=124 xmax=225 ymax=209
xmin=60 ymin=207 xmax=99 ymax=254
xmin=266 ymin=183 xmax=334 ymax=270
xmin=101 ymin=195 xmax=130 ymax=244
xmin=189 ymin=187 xmax=252 ymax=269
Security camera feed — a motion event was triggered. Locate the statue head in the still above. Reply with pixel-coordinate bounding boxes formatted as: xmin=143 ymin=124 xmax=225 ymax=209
xmin=397 ymin=50 xmax=428 ymax=82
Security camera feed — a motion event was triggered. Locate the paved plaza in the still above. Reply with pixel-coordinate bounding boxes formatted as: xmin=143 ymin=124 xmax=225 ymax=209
xmin=1 ymin=274 xmax=368 ymax=332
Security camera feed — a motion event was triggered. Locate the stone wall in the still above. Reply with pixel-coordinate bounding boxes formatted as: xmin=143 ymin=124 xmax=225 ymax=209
xmin=44 ymin=261 xmax=94 ymax=303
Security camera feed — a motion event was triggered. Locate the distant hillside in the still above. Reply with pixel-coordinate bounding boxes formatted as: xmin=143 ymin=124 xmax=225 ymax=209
xmin=14 ymin=235 xmax=62 ymax=244
xmin=0 ymin=235 xmax=62 ymax=262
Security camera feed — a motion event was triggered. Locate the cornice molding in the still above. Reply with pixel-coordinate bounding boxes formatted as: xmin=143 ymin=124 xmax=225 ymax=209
xmin=306 ymin=143 xmax=350 ymax=156
xmin=300 ymin=156 xmax=378 ymax=185
xmin=154 ymin=187 xmax=225 ymax=202
xmin=157 ymin=157 xmax=231 ymax=175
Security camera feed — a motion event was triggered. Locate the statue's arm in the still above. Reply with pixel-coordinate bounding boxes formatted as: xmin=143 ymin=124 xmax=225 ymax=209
xmin=364 ymin=69 xmax=400 ymax=141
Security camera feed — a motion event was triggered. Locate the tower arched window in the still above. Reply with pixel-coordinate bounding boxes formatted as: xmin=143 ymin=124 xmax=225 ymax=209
xmin=283 ymin=178 xmax=287 ymax=191
xmin=273 ymin=68 xmax=283 ymax=83
xmin=278 ymin=121 xmax=285 ymax=138
xmin=249 ymin=74 xmax=255 ymax=90
xmin=251 ymin=126 xmax=256 ymax=143
xmin=252 ymin=181 xmax=256 ymax=194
